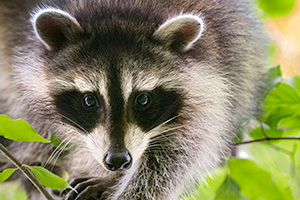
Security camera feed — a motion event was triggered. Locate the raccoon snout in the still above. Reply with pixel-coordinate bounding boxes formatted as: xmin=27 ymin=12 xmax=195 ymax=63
xmin=104 ymin=149 xmax=132 ymax=171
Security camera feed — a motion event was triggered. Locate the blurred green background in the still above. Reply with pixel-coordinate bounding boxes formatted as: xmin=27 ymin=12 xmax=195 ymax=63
xmin=261 ymin=0 xmax=300 ymax=77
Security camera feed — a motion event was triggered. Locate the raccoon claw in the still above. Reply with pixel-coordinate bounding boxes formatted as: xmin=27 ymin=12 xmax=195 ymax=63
xmin=61 ymin=177 xmax=112 ymax=200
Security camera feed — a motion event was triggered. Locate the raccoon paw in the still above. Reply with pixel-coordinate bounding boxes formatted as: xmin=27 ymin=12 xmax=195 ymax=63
xmin=59 ymin=177 xmax=113 ymax=200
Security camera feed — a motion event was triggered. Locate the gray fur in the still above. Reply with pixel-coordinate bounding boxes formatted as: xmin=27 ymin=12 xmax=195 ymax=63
xmin=0 ymin=0 xmax=266 ymax=199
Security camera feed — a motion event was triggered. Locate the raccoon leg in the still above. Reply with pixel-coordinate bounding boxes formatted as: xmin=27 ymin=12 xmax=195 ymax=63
xmin=61 ymin=176 xmax=116 ymax=200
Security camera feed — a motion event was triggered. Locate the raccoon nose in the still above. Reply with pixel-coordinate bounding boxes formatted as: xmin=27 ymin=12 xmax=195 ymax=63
xmin=104 ymin=150 xmax=132 ymax=171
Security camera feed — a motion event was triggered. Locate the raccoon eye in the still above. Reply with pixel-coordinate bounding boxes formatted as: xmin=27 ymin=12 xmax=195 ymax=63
xmin=135 ymin=93 xmax=151 ymax=108
xmin=82 ymin=93 xmax=99 ymax=109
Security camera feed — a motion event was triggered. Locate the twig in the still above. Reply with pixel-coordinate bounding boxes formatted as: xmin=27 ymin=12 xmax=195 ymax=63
xmin=0 ymin=143 xmax=54 ymax=200
xmin=235 ymin=137 xmax=300 ymax=145
xmin=290 ymin=144 xmax=297 ymax=179
xmin=259 ymin=119 xmax=269 ymax=138
xmin=268 ymin=144 xmax=297 ymax=178
xmin=269 ymin=144 xmax=292 ymax=155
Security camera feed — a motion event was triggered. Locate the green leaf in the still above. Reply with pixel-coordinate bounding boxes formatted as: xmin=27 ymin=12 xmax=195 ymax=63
xmin=0 ymin=115 xmax=50 ymax=143
xmin=249 ymin=125 xmax=283 ymax=140
xmin=263 ymin=82 xmax=300 ymax=128
xmin=50 ymin=133 xmax=63 ymax=148
xmin=0 ymin=168 xmax=17 ymax=182
xmin=229 ymin=158 xmax=294 ymax=200
xmin=24 ymin=165 xmax=72 ymax=190
xmin=247 ymin=142 xmax=297 ymax=198
xmin=258 ymin=0 xmax=296 ymax=17
xmin=290 ymin=75 xmax=300 ymax=92
xmin=264 ymin=82 xmax=300 ymax=111
xmin=278 ymin=112 xmax=300 ymax=129
xmin=264 ymin=65 xmax=283 ymax=91
xmin=184 ymin=167 xmax=227 ymax=200
xmin=215 ymin=175 xmax=246 ymax=200
xmin=264 ymin=105 xmax=300 ymax=128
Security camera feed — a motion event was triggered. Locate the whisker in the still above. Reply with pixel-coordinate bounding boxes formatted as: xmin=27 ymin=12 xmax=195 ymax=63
xmin=57 ymin=113 xmax=89 ymax=135
xmin=146 ymin=125 xmax=186 ymax=152
xmin=51 ymin=140 xmax=71 ymax=171
xmin=147 ymin=91 xmax=188 ymax=132
xmin=44 ymin=135 xmax=73 ymax=167
xmin=153 ymin=125 xmax=185 ymax=138
xmin=148 ymin=114 xmax=183 ymax=135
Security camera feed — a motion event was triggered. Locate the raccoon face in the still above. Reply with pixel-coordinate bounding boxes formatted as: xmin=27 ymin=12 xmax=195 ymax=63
xmin=31 ymin=8 xmax=204 ymax=171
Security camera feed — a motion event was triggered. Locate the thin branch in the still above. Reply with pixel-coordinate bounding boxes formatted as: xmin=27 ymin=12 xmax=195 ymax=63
xmin=269 ymin=144 xmax=292 ymax=155
xmin=235 ymin=137 xmax=300 ymax=146
xmin=0 ymin=143 xmax=54 ymax=200
xmin=259 ymin=119 xmax=269 ymax=138
xmin=268 ymin=144 xmax=297 ymax=178
xmin=290 ymin=144 xmax=298 ymax=179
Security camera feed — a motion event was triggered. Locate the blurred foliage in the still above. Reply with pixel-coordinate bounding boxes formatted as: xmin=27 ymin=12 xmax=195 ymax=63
xmin=0 ymin=181 xmax=27 ymax=200
xmin=258 ymin=0 xmax=296 ymax=17
xmin=185 ymin=1 xmax=300 ymax=198
xmin=185 ymin=66 xmax=300 ymax=200
xmin=0 ymin=116 xmax=72 ymax=199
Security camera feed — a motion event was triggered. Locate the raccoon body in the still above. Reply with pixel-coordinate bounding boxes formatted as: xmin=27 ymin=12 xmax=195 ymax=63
xmin=0 ymin=0 xmax=266 ymax=199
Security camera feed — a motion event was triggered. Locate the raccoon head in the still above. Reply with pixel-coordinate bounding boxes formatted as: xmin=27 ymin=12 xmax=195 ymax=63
xmin=31 ymin=7 xmax=205 ymax=172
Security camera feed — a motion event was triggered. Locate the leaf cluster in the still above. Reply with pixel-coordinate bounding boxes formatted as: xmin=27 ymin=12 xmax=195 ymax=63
xmin=185 ymin=66 xmax=300 ymax=200
xmin=0 ymin=115 xmax=73 ymax=200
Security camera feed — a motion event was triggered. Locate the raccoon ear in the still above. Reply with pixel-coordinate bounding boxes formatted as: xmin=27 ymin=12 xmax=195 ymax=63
xmin=153 ymin=14 xmax=205 ymax=52
xmin=31 ymin=8 xmax=82 ymax=51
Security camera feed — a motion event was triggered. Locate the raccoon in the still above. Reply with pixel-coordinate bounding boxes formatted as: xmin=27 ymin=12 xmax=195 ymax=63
xmin=0 ymin=0 xmax=266 ymax=199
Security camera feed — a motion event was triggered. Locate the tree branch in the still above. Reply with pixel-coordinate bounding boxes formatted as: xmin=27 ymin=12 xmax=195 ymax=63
xmin=235 ymin=137 xmax=300 ymax=145
xmin=0 ymin=143 xmax=54 ymax=200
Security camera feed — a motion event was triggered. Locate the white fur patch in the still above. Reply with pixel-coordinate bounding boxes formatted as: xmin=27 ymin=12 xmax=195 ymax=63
xmin=74 ymin=77 xmax=94 ymax=92
xmin=120 ymin=69 xmax=133 ymax=102
xmin=74 ymin=72 xmax=109 ymax=106
xmin=121 ymin=69 xmax=160 ymax=104
xmin=85 ymin=125 xmax=110 ymax=168
xmin=134 ymin=73 xmax=160 ymax=91
xmin=124 ymin=125 xmax=150 ymax=166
